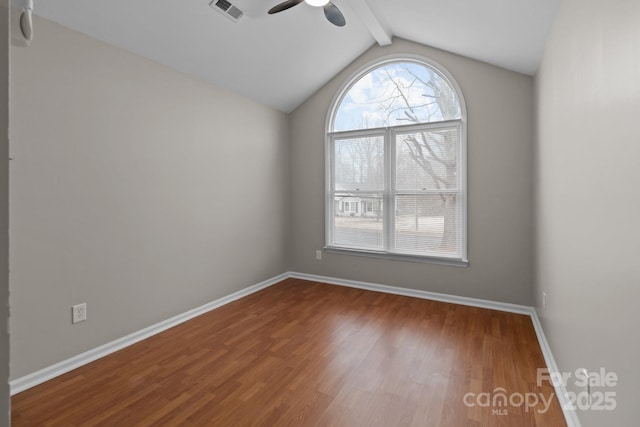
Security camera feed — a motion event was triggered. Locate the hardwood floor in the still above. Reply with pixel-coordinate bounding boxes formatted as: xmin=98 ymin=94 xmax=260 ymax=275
xmin=12 ymin=278 xmax=567 ymax=426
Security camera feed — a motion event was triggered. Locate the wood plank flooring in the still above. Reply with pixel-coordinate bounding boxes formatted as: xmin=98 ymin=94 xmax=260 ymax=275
xmin=12 ymin=278 xmax=567 ymax=426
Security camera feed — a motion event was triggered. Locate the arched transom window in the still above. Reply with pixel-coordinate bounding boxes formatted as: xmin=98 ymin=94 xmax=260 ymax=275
xmin=326 ymin=58 xmax=467 ymax=264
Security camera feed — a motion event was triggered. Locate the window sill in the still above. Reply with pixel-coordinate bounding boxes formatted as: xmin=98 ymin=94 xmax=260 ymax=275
xmin=324 ymin=246 xmax=469 ymax=267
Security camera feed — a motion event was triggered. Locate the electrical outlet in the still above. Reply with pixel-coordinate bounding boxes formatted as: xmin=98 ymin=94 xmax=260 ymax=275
xmin=316 ymin=250 xmax=322 ymax=261
xmin=72 ymin=303 xmax=87 ymax=324
xmin=542 ymin=291 xmax=547 ymax=310
xmin=579 ymin=368 xmax=592 ymax=405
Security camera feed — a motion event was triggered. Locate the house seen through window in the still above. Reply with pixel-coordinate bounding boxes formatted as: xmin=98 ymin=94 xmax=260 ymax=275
xmin=326 ymin=58 xmax=467 ymax=264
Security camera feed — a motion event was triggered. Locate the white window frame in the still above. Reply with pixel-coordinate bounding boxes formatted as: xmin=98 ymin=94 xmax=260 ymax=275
xmin=324 ymin=55 xmax=468 ymax=266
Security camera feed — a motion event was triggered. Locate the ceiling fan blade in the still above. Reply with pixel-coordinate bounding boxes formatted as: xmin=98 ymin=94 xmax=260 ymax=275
xmin=268 ymin=0 xmax=304 ymax=14
xmin=323 ymin=2 xmax=345 ymax=27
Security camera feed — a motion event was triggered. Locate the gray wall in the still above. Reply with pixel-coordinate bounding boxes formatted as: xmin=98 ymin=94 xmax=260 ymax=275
xmin=291 ymin=38 xmax=535 ymax=305
xmin=0 ymin=0 xmax=9 ymax=424
xmin=534 ymin=0 xmax=640 ymax=426
xmin=9 ymin=17 xmax=290 ymax=379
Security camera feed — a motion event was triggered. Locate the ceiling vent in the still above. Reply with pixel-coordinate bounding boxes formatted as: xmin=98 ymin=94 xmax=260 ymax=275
xmin=210 ymin=0 xmax=243 ymax=22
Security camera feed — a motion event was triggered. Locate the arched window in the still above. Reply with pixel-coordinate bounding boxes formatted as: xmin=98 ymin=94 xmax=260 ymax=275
xmin=326 ymin=57 xmax=467 ymax=264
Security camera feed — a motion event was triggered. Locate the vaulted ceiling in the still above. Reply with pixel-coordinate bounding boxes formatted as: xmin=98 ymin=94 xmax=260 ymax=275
xmin=33 ymin=0 xmax=560 ymax=112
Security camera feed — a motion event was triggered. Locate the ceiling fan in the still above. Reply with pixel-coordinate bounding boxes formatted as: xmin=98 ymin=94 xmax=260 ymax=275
xmin=268 ymin=0 xmax=346 ymax=27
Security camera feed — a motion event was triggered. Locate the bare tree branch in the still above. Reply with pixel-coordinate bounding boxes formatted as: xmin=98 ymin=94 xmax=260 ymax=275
xmin=384 ymin=68 xmax=416 ymax=115
xmin=405 ymin=134 xmax=449 ymax=167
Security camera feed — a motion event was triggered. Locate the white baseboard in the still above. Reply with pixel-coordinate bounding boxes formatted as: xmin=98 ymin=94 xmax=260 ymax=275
xmin=288 ymin=271 xmax=533 ymax=315
xmin=529 ymin=310 xmax=582 ymax=427
xmin=288 ymin=271 xmax=581 ymax=427
xmin=9 ymin=272 xmax=289 ymax=395
xmin=10 ymin=270 xmax=580 ymax=427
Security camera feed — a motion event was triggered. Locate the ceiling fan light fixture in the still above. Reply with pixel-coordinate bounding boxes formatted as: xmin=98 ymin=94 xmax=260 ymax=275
xmin=268 ymin=0 xmax=345 ymax=26
xmin=304 ymin=0 xmax=330 ymax=7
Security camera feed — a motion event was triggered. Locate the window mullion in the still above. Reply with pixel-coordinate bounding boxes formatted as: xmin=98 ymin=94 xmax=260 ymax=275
xmin=385 ymin=127 xmax=394 ymax=252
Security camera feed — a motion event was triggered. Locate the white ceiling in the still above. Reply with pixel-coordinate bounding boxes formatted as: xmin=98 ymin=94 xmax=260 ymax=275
xmin=32 ymin=0 xmax=560 ymax=113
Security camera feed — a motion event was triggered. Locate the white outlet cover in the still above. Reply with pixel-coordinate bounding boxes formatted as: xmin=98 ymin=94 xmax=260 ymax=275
xmin=72 ymin=303 xmax=87 ymax=324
